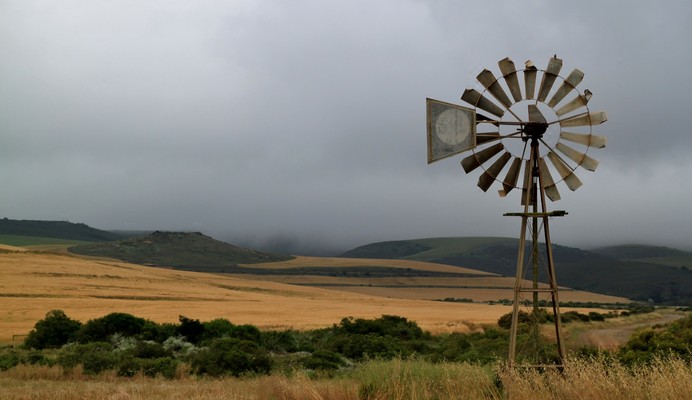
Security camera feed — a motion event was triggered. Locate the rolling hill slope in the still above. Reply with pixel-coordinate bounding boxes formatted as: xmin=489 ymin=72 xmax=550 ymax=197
xmin=0 ymin=218 xmax=125 ymax=243
xmin=69 ymin=231 xmax=294 ymax=270
xmin=341 ymin=237 xmax=692 ymax=305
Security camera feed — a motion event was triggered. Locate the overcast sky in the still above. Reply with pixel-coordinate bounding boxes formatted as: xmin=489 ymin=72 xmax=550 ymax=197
xmin=1 ymin=1 xmax=691 ymax=254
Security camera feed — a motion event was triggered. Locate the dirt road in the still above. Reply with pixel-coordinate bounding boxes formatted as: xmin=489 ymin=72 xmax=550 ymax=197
xmin=573 ymin=313 xmax=684 ymax=350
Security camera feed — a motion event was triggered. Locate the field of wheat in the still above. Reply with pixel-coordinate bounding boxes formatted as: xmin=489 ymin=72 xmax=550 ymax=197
xmin=0 ymin=251 xmax=518 ymax=342
xmin=236 ymin=256 xmax=630 ymax=303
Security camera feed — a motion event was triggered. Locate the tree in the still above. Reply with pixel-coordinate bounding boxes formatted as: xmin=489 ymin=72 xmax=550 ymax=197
xmin=24 ymin=310 xmax=82 ymax=349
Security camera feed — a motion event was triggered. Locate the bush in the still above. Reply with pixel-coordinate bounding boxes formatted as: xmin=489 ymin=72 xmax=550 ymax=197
xmin=24 ymin=310 xmax=82 ymax=349
xmin=0 ymin=348 xmax=21 ymax=371
xmin=589 ymin=311 xmax=606 ymax=321
xmin=301 ymin=349 xmax=344 ymax=371
xmin=262 ymin=330 xmax=300 ymax=352
xmin=191 ymin=338 xmax=271 ymax=376
xmin=177 ymin=316 xmax=204 ymax=344
xmin=76 ymin=313 xmax=146 ymax=343
xmin=190 ymin=337 xmax=271 ymax=377
xmin=619 ymin=314 xmax=692 ymax=365
xmin=139 ymin=321 xmax=177 ymax=343
xmin=117 ymin=356 xmax=178 ymax=378
xmin=57 ymin=342 xmax=118 ymax=374
xmin=131 ymin=341 xmax=172 ymax=359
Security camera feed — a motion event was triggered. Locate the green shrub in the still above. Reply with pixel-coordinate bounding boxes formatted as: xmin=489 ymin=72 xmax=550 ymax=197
xmin=177 ymin=316 xmax=204 ymax=344
xmin=0 ymin=348 xmax=21 ymax=371
xmin=117 ymin=356 xmax=178 ymax=378
xmin=301 ymin=349 xmax=344 ymax=370
xmin=262 ymin=330 xmax=300 ymax=352
xmin=139 ymin=321 xmax=177 ymax=342
xmin=24 ymin=310 xmax=82 ymax=349
xmin=76 ymin=313 xmax=146 ymax=343
xmin=588 ymin=311 xmax=606 ymax=321
xmin=190 ymin=337 xmax=271 ymax=377
xmin=619 ymin=314 xmax=692 ymax=365
xmin=57 ymin=342 xmax=118 ymax=374
xmin=131 ymin=341 xmax=172 ymax=359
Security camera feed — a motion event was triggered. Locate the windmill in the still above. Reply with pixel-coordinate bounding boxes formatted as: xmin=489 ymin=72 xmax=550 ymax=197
xmin=426 ymin=56 xmax=607 ymax=368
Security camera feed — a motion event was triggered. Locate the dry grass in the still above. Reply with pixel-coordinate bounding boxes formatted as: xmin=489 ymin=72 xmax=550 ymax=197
xmin=498 ymin=356 xmax=692 ymax=400
xmin=240 ymin=256 xmax=495 ymax=275
xmin=1 ymin=357 xmax=689 ymax=400
xmin=234 ymin=256 xmax=630 ymax=304
xmin=0 ymin=251 xmax=514 ymax=342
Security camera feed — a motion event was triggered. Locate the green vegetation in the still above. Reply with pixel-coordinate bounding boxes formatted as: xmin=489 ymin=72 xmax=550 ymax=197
xmin=0 ymin=218 xmax=124 ymax=242
xmin=342 ymin=237 xmax=692 ymax=305
xmin=69 ymin=231 xmax=293 ymax=270
xmin=0 ymin=234 xmax=90 ymax=247
xmin=5 ymin=310 xmax=688 ymax=380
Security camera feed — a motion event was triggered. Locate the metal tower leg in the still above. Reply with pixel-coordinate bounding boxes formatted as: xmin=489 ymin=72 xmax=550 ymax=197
xmin=506 ymin=139 xmax=566 ymax=368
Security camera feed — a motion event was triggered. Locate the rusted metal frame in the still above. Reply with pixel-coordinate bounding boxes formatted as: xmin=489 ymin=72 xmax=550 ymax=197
xmin=535 ymin=146 xmax=567 ymax=368
xmin=530 ymin=143 xmax=542 ymax=361
xmin=508 ymin=139 xmax=537 ymax=366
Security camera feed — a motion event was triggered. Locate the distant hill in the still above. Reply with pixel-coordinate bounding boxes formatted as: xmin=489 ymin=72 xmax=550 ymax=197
xmin=592 ymin=245 xmax=692 ymax=268
xmin=341 ymin=237 xmax=692 ymax=305
xmin=0 ymin=218 xmax=124 ymax=242
xmin=69 ymin=231 xmax=294 ymax=272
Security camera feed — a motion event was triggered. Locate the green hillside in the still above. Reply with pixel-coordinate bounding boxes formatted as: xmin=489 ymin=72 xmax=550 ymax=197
xmin=0 ymin=218 xmax=124 ymax=242
xmin=341 ymin=238 xmax=692 ymax=305
xmin=592 ymin=245 xmax=692 ymax=269
xmin=69 ymin=231 xmax=294 ymax=271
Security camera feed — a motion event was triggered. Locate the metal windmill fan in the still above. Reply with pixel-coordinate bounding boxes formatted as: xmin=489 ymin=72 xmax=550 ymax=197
xmin=426 ymin=55 xmax=607 ymax=368
xmin=428 ymin=56 xmax=607 ymax=202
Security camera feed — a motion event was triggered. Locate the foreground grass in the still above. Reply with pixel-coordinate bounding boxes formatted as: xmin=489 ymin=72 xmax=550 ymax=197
xmin=1 ymin=356 xmax=690 ymax=400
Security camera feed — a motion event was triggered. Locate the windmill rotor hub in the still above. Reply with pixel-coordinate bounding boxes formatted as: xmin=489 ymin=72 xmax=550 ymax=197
xmin=523 ymin=122 xmax=549 ymax=139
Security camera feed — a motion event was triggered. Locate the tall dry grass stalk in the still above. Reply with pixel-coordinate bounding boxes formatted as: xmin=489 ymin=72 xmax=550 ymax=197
xmin=352 ymin=358 xmax=501 ymax=400
xmin=498 ymin=356 xmax=692 ymax=400
xmin=0 ymin=357 xmax=689 ymax=400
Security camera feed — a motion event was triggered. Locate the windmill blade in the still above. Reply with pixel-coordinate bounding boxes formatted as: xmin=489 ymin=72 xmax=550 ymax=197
xmin=499 ymin=157 xmax=522 ymax=197
xmin=555 ymin=142 xmax=599 ymax=171
xmin=523 ymin=60 xmax=537 ymax=100
xmin=521 ymin=159 xmax=534 ymax=206
xmin=461 ymin=89 xmax=505 ymax=118
xmin=555 ymin=90 xmax=592 ymax=116
xmin=528 ymin=104 xmax=547 ymax=123
xmin=547 ymin=68 xmax=585 ymax=108
xmin=539 ymin=158 xmax=561 ymax=201
xmin=478 ymin=152 xmax=512 ymax=192
xmin=460 ymin=143 xmax=505 ymax=173
xmin=560 ymin=131 xmax=607 ymax=148
xmin=476 ymin=69 xmax=513 ymax=109
xmin=537 ymin=56 xmax=563 ymax=102
xmin=477 ymin=132 xmax=501 ymax=145
xmin=560 ymin=111 xmax=608 ymax=127
xmin=498 ymin=57 xmax=522 ymax=102
xmin=547 ymin=151 xmax=583 ymax=191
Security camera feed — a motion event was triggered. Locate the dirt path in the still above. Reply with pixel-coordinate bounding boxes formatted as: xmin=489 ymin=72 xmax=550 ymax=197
xmin=574 ymin=313 xmax=684 ymax=350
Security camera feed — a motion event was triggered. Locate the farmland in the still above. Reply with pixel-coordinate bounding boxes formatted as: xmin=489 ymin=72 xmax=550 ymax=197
xmin=0 ymin=244 xmax=689 ymax=400
xmin=0 ymin=250 xmax=518 ymax=343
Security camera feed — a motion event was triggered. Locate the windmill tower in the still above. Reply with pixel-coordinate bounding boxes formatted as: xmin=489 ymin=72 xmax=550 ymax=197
xmin=426 ymin=56 xmax=607 ymax=368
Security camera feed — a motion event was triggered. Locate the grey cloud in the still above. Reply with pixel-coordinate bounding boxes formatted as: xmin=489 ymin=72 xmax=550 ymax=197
xmin=1 ymin=0 xmax=691 ymax=253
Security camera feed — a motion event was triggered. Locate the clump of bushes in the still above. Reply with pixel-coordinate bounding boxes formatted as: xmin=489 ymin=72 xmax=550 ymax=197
xmin=4 ymin=309 xmax=688 ymax=378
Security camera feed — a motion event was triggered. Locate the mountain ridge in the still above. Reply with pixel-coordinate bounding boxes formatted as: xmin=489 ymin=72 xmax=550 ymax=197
xmin=340 ymin=237 xmax=692 ymax=305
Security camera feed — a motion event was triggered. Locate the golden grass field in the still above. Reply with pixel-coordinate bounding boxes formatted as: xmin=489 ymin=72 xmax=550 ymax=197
xmin=0 ymin=250 xmax=522 ymax=343
xmin=0 ymin=356 xmax=690 ymax=400
xmin=235 ymin=256 xmax=630 ymax=303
